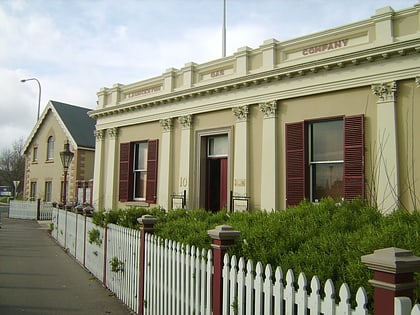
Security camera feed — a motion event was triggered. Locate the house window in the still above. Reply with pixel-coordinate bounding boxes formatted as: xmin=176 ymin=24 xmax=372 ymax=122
xmin=286 ymin=115 xmax=364 ymax=207
xmin=30 ymin=182 xmax=37 ymax=201
xmin=33 ymin=147 xmax=38 ymax=162
xmin=47 ymin=136 xmax=54 ymax=160
xmin=44 ymin=181 xmax=52 ymax=202
xmin=119 ymin=140 xmax=159 ymax=203
xmin=309 ymin=120 xmax=343 ymax=202
xmin=133 ymin=142 xmax=148 ymax=200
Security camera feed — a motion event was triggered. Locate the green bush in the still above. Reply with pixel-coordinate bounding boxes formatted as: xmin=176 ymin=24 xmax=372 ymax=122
xmin=93 ymin=200 xmax=420 ymax=306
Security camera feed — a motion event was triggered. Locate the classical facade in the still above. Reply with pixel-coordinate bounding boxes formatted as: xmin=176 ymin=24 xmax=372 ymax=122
xmin=90 ymin=5 xmax=420 ymax=213
xmin=23 ymin=101 xmax=96 ymax=205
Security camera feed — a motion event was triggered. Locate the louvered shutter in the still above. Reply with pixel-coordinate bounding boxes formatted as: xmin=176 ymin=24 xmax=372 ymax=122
xmin=119 ymin=143 xmax=132 ymax=202
xmin=286 ymin=122 xmax=306 ymax=207
xmin=344 ymin=115 xmax=364 ymax=200
xmin=146 ymin=139 xmax=159 ymax=204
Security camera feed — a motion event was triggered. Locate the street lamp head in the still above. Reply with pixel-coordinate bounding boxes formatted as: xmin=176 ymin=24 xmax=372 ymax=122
xmin=60 ymin=141 xmax=74 ymax=171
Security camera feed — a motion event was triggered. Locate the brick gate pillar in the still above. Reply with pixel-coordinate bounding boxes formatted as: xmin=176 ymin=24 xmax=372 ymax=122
xmin=208 ymin=225 xmax=241 ymax=315
xmin=361 ymin=247 xmax=420 ymax=315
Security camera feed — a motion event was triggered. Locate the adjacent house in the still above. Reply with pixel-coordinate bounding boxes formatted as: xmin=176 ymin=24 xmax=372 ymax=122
xmin=89 ymin=5 xmax=420 ymax=213
xmin=23 ymin=101 xmax=96 ymax=205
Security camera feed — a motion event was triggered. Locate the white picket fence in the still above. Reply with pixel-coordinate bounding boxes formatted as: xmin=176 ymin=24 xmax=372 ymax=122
xmin=222 ymin=254 xmax=368 ymax=315
xmin=144 ymin=234 xmax=212 ymax=315
xmin=9 ymin=200 xmax=53 ymax=220
xmin=51 ymin=208 xmax=140 ymax=313
xmin=395 ymin=297 xmax=420 ymax=315
xmin=50 ymin=208 xmax=420 ymax=315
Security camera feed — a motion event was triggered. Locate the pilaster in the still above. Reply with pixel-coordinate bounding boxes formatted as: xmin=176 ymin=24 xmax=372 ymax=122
xmin=159 ymin=118 xmax=173 ymax=210
xmin=177 ymin=115 xmax=193 ymax=209
xmin=105 ymin=127 xmax=119 ymax=210
xmin=259 ymin=100 xmax=278 ymax=211
xmin=93 ymin=129 xmax=105 ymax=210
xmin=232 ymin=105 xmax=249 ymax=211
xmin=234 ymin=46 xmax=252 ymax=76
xmin=372 ymin=81 xmax=399 ymax=213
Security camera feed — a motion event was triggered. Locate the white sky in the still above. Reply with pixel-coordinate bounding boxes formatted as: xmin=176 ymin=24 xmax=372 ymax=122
xmin=0 ymin=0 xmax=416 ymax=152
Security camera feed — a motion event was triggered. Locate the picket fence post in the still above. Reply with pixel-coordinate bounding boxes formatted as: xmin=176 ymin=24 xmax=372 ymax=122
xmin=362 ymin=247 xmax=420 ymax=315
xmin=208 ymin=225 xmax=241 ymax=315
xmin=137 ymin=215 xmax=158 ymax=315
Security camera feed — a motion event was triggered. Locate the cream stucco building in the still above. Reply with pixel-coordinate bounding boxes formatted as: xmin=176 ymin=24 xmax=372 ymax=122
xmin=90 ymin=5 xmax=420 ymax=213
xmin=23 ymin=101 xmax=96 ymax=205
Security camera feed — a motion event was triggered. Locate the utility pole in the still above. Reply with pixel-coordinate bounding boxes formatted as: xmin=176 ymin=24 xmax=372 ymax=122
xmin=222 ymin=0 xmax=226 ymax=57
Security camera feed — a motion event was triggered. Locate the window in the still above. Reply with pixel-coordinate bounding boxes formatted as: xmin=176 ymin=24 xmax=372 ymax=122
xmin=286 ymin=115 xmax=364 ymax=207
xmin=119 ymin=140 xmax=159 ymax=203
xmin=47 ymin=136 xmax=54 ymax=160
xmin=208 ymin=135 xmax=228 ymax=157
xmin=309 ymin=120 xmax=343 ymax=202
xmin=133 ymin=142 xmax=148 ymax=200
xmin=33 ymin=147 xmax=38 ymax=162
xmin=44 ymin=181 xmax=52 ymax=202
xmin=30 ymin=182 xmax=37 ymax=201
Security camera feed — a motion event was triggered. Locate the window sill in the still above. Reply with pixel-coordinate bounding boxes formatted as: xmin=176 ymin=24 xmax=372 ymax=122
xmin=45 ymin=159 xmax=54 ymax=163
xmin=126 ymin=201 xmax=149 ymax=207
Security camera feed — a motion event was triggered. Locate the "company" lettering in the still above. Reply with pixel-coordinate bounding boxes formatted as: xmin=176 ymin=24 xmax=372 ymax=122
xmin=302 ymin=39 xmax=349 ymax=56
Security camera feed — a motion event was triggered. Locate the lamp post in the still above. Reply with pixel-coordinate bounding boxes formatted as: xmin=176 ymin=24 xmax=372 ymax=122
xmin=20 ymin=78 xmax=41 ymax=121
xmin=60 ymin=141 xmax=74 ymax=208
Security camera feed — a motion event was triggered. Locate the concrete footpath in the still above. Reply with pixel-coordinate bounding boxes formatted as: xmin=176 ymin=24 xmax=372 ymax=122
xmin=0 ymin=217 xmax=133 ymax=315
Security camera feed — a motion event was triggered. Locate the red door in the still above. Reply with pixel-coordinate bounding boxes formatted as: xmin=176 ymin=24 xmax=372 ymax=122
xmin=206 ymin=157 xmax=228 ymax=211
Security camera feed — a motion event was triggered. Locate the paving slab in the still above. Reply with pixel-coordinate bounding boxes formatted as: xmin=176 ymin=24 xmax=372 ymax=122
xmin=0 ymin=218 xmax=133 ymax=315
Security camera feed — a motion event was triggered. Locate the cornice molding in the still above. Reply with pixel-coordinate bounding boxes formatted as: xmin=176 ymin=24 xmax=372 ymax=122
xmin=90 ymin=39 xmax=420 ymax=120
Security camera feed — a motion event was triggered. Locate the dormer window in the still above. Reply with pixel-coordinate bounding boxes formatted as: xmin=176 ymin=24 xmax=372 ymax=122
xmin=47 ymin=136 xmax=54 ymax=160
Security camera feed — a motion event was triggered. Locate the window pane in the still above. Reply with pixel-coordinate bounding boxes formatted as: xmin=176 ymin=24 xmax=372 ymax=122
xmin=47 ymin=137 xmax=54 ymax=160
xmin=208 ymin=135 xmax=228 ymax=156
xmin=311 ymin=121 xmax=343 ymax=161
xmin=134 ymin=171 xmax=147 ymax=199
xmin=311 ymin=163 xmax=343 ymax=201
xmin=134 ymin=142 xmax=147 ymax=170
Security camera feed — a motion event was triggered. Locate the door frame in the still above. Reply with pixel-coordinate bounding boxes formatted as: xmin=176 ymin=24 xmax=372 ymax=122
xmin=194 ymin=127 xmax=232 ymax=211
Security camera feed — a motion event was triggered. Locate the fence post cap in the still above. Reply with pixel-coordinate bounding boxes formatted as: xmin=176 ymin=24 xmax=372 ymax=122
xmin=137 ymin=214 xmax=158 ymax=225
xmin=361 ymin=247 xmax=420 ymax=273
xmin=208 ymin=225 xmax=241 ymax=240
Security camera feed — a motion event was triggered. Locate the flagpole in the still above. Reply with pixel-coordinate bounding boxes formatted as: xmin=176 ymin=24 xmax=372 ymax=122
xmin=222 ymin=0 xmax=226 ymax=57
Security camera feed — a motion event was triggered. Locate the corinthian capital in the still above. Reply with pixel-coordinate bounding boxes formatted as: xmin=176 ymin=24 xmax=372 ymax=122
xmin=178 ymin=115 xmax=193 ymax=129
xmin=416 ymin=76 xmax=420 ymax=88
xmin=259 ymin=100 xmax=277 ymax=118
xmin=160 ymin=118 xmax=173 ymax=132
xmin=108 ymin=127 xmax=119 ymax=138
xmin=94 ymin=129 xmax=105 ymax=141
xmin=371 ymin=82 xmax=397 ymax=102
xmin=232 ymin=105 xmax=249 ymax=122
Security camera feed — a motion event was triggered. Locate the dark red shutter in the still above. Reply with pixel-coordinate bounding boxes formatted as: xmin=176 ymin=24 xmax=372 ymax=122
xmin=146 ymin=139 xmax=159 ymax=204
xmin=119 ymin=143 xmax=132 ymax=202
xmin=286 ymin=122 xmax=306 ymax=207
xmin=344 ymin=115 xmax=364 ymax=200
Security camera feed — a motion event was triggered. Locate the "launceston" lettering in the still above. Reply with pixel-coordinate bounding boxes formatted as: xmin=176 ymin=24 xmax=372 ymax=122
xmin=302 ymin=39 xmax=349 ymax=56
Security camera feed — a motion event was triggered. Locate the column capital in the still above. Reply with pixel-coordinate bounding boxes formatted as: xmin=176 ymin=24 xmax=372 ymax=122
xmin=415 ymin=76 xmax=420 ymax=88
xmin=232 ymin=105 xmax=249 ymax=122
xmin=178 ymin=114 xmax=193 ymax=129
xmin=94 ymin=129 xmax=105 ymax=141
xmin=108 ymin=127 xmax=119 ymax=138
xmin=259 ymin=100 xmax=277 ymax=118
xmin=372 ymin=81 xmax=397 ymax=102
xmin=159 ymin=118 xmax=173 ymax=132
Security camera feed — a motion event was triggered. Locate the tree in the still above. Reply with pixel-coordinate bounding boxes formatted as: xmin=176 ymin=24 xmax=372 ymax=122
xmin=0 ymin=138 xmax=25 ymax=197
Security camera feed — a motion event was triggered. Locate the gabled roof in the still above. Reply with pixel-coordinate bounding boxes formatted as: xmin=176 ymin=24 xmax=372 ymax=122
xmin=24 ymin=100 xmax=96 ymax=153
